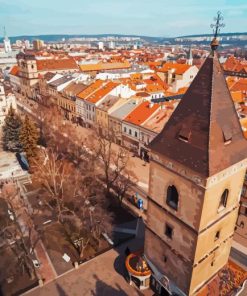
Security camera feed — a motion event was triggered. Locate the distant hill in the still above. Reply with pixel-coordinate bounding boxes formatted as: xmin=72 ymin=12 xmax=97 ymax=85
xmin=177 ymin=32 xmax=247 ymax=38
xmin=0 ymin=32 xmax=246 ymax=46
xmin=0 ymin=34 xmax=165 ymax=43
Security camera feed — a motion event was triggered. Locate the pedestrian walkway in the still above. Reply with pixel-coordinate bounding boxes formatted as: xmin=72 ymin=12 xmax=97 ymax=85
xmin=34 ymin=241 xmax=57 ymax=283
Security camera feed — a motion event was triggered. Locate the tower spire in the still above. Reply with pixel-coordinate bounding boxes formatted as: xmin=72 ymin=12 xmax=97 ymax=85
xmin=210 ymin=11 xmax=225 ymax=51
xmin=3 ymin=26 xmax=7 ymax=39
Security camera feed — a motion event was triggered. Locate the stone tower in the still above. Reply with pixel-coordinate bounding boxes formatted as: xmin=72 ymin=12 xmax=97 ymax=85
xmin=144 ymin=39 xmax=247 ymax=295
xmin=17 ymin=52 xmax=39 ymax=99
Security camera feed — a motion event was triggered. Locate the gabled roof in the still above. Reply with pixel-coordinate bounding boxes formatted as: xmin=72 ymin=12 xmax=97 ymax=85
xmin=223 ymin=56 xmax=247 ymax=73
xmin=37 ymin=58 xmax=78 ymax=71
xmin=149 ymin=50 xmax=247 ymax=177
xmin=63 ymin=82 xmax=87 ymax=96
xmin=230 ymin=78 xmax=247 ymax=92
xmin=157 ymin=63 xmax=192 ymax=75
xmin=123 ymin=101 xmax=160 ymax=126
xmin=86 ymin=81 xmax=119 ymax=104
xmin=77 ymin=80 xmax=105 ymax=100
xmin=97 ymin=95 xmax=120 ymax=112
xmin=110 ymin=99 xmax=139 ymax=120
xmin=43 ymin=72 xmax=57 ymax=81
xmin=49 ymin=75 xmax=73 ymax=88
xmin=142 ymin=101 xmax=179 ymax=134
xmin=79 ymin=61 xmax=130 ymax=72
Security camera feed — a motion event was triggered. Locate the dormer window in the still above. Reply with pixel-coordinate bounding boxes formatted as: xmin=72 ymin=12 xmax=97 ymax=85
xmin=222 ymin=126 xmax=232 ymax=145
xmin=178 ymin=126 xmax=191 ymax=143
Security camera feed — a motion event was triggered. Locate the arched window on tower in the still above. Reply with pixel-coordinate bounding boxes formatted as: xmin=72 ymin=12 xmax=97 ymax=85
xmin=219 ymin=189 xmax=229 ymax=209
xmin=166 ymin=185 xmax=179 ymax=210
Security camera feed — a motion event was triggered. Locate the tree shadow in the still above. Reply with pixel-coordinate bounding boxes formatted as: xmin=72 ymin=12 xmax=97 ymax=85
xmin=55 ymin=282 xmax=68 ymax=296
xmin=91 ymin=274 xmax=128 ymax=296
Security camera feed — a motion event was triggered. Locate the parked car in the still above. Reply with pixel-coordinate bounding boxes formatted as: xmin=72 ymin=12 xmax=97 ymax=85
xmin=15 ymin=152 xmax=29 ymax=171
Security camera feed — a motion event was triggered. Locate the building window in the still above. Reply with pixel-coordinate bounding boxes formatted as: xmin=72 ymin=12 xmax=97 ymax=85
xmin=129 ymin=129 xmax=132 ymax=135
xmin=219 ymin=189 xmax=229 ymax=208
xmin=166 ymin=185 xmax=179 ymax=211
xmin=124 ymin=127 xmax=127 ymax=133
xmin=163 ymin=255 xmax=167 ymax=263
xmin=165 ymin=224 xmax=173 ymax=239
xmin=135 ymin=131 xmax=138 ymax=138
xmin=215 ymin=231 xmax=220 ymax=241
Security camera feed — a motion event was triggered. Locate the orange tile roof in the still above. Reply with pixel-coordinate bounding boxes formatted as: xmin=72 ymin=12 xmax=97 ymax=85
xmin=9 ymin=65 xmax=19 ymax=76
xmin=145 ymin=83 xmax=165 ymax=93
xmin=77 ymin=80 xmax=105 ymax=100
xmin=86 ymin=81 xmax=119 ymax=104
xmin=158 ymin=63 xmax=191 ymax=75
xmin=231 ymin=91 xmax=244 ymax=103
xmin=164 ymin=86 xmax=188 ymax=97
xmin=230 ymin=78 xmax=247 ymax=92
xmin=36 ymin=58 xmax=78 ymax=71
xmin=123 ymin=101 xmax=160 ymax=126
xmin=226 ymin=76 xmax=238 ymax=89
xmin=224 ymin=56 xmax=247 ymax=73
xmin=79 ymin=61 xmax=131 ymax=72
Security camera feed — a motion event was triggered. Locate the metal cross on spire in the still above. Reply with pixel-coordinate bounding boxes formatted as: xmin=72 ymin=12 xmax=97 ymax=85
xmin=210 ymin=11 xmax=225 ymax=51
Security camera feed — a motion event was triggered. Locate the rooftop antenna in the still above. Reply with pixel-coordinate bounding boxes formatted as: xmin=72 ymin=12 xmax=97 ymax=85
xmin=210 ymin=11 xmax=225 ymax=51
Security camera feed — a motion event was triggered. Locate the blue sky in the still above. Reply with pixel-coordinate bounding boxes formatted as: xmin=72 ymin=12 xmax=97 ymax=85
xmin=0 ymin=0 xmax=246 ymax=37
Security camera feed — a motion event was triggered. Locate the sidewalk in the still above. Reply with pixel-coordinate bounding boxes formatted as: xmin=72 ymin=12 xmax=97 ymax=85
xmin=34 ymin=240 xmax=57 ymax=283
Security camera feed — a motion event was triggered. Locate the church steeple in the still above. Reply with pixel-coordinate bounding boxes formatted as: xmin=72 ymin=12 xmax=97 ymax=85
xmin=187 ymin=47 xmax=193 ymax=65
xmin=149 ymin=12 xmax=247 ymax=178
xmin=3 ymin=26 xmax=11 ymax=53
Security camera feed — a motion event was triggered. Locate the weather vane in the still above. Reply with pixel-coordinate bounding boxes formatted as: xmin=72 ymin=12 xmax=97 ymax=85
xmin=210 ymin=11 xmax=225 ymax=51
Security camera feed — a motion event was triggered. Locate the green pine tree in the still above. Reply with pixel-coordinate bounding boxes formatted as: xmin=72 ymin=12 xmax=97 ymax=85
xmin=2 ymin=105 xmax=23 ymax=152
xmin=19 ymin=115 xmax=39 ymax=160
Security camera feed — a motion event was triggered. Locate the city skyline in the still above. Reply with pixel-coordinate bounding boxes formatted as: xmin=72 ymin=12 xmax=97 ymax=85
xmin=1 ymin=0 xmax=247 ymax=37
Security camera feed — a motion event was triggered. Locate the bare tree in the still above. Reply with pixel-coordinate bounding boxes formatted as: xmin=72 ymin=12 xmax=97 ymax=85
xmin=0 ymin=183 xmax=40 ymax=280
xmin=89 ymin=129 xmax=137 ymax=203
xmin=32 ymin=148 xmax=113 ymax=259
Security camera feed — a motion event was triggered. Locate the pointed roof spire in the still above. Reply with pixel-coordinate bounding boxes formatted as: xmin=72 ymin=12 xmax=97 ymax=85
xmin=3 ymin=26 xmax=8 ymax=41
xmin=149 ymin=14 xmax=247 ymax=178
xmin=189 ymin=47 xmax=193 ymax=60
xmin=210 ymin=11 xmax=225 ymax=52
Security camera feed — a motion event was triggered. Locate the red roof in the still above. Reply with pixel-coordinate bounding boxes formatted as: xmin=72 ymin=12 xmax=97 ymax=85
xmin=158 ymin=63 xmax=191 ymax=75
xmin=86 ymin=81 xmax=119 ymax=104
xmin=36 ymin=58 xmax=78 ymax=71
xmin=9 ymin=65 xmax=19 ymax=76
xmin=224 ymin=56 xmax=247 ymax=73
xmin=230 ymin=78 xmax=247 ymax=92
xmin=123 ymin=101 xmax=160 ymax=126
